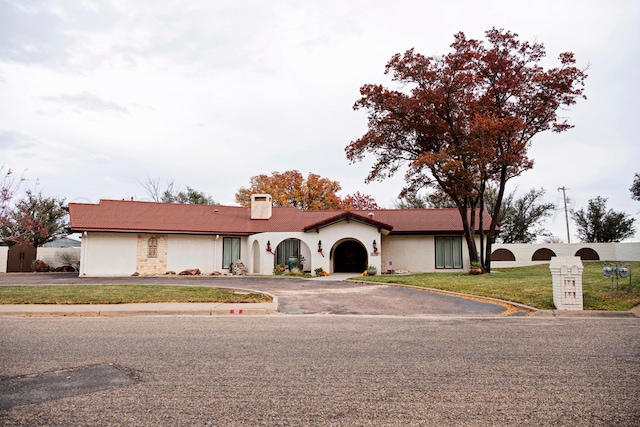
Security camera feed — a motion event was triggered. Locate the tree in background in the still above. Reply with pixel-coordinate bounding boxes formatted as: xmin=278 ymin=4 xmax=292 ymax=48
xmin=571 ymin=196 xmax=635 ymax=242
xmin=1 ymin=167 xmax=21 ymax=240
xmin=631 ymin=173 xmax=640 ymax=201
xmin=142 ymin=178 xmax=216 ymax=204
xmin=492 ymin=188 xmax=555 ymax=243
xmin=235 ymin=170 xmax=378 ymax=211
xmin=1 ymin=187 xmax=68 ymax=247
xmin=341 ymin=191 xmax=380 ymax=210
xmin=1 ymin=167 xmax=53 ymax=247
xmin=395 ymin=185 xmax=555 ymax=243
xmin=393 ymin=195 xmax=428 ymax=209
xmin=346 ymin=28 xmax=586 ymax=272
xmin=235 ymin=170 xmax=307 ymax=208
xmin=299 ymin=172 xmax=343 ymax=210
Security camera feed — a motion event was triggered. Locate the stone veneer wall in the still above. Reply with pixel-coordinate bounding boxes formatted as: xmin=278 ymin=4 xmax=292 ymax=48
xmin=136 ymin=234 xmax=168 ymax=274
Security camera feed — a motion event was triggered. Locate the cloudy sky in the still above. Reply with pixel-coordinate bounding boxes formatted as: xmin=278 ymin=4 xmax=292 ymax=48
xmin=1 ymin=0 xmax=639 ymax=241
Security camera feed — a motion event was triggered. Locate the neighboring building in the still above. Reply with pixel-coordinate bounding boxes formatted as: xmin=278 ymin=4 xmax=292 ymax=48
xmin=43 ymin=237 xmax=81 ymax=248
xmin=68 ymin=195 xmax=491 ymax=277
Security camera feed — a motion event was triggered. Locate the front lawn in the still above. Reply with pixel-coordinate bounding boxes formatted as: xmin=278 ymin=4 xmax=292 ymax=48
xmin=0 ymin=285 xmax=272 ymax=304
xmin=356 ymin=262 xmax=640 ymax=311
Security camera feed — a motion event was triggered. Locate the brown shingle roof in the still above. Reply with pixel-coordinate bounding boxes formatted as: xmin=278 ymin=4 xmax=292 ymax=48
xmin=69 ymin=199 xmax=491 ymax=235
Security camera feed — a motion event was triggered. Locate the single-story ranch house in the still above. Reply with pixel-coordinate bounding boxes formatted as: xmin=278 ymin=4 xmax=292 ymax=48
xmin=69 ymin=194 xmax=491 ymax=277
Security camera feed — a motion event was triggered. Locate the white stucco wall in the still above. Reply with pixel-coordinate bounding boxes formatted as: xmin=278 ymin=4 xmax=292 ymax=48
xmin=166 ymin=235 xmax=216 ymax=274
xmin=247 ymin=220 xmax=382 ymax=275
xmin=490 ymin=242 xmax=640 ymax=268
xmin=381 ymin=235 xmax=479 ymax=273
xmin=0 ymin=247 xmax=7 ymax=273
xmin=37 ymin=247 xmax=82 ymax=268
xmin=80 ymin=232 xmax=137 ymax=276
xmin=322 ymin=220 xmax=382 ymax=272
xmin=80 ymin=232 xmax=250 ymax=276
xmin=614 ymin=242 xmax=640 ymax=261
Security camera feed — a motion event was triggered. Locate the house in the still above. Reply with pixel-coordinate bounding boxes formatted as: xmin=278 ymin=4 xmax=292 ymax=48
xmin=68 ymin=194 xmax=491 ymax=277
xmin=43 ymin=237 xmax=82 ymax=248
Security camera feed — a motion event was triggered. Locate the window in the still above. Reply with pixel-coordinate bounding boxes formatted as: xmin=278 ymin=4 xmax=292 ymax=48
xmin=148 ymin=237 xmax=158 ymax=258
xmin=435 ymin=236 xmax=462 ymax=269
xmin=222 ymin=237 xmax=241 ymax=269
xmin=275 ymin=238 xmax=300 ymax=266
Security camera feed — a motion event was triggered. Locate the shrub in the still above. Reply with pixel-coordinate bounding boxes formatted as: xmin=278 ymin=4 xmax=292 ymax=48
xmin=273 ymin=263 xmax=286 ymax=275
xmin=55 ymin=251 xmax=80 ymax=271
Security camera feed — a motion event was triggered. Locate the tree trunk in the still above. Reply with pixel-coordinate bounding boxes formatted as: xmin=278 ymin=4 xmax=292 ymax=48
xmin=484 ymin=167 xmax=509 ymax=273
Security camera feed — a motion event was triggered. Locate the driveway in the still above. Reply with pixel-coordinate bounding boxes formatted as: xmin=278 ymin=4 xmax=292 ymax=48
xmin=0 ymin=273 xmax=523 ymax=316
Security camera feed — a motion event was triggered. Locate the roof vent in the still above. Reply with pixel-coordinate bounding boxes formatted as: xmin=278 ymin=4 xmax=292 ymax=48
xmin=368 ymin=212 xmax=374 ymax=217
xmin=214 ymin=209 xmax=219 ymax=213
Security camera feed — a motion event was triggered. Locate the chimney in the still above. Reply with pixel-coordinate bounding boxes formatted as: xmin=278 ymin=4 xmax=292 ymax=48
xmin=251 ymin=194 xmax=272 ymax=219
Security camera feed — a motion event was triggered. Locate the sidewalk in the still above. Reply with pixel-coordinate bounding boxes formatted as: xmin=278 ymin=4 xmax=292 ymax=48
xmin=0 ymin=301 xmax=279 ymax=317
xmin=0 ymin=301 xmax=637 ymax=318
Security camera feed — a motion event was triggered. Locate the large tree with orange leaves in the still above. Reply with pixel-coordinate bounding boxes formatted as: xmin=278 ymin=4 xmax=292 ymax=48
xmin=346 ymin=28 xmax=586 ymax=271
xmin=236 ymin=170 xmax=378 ymax=211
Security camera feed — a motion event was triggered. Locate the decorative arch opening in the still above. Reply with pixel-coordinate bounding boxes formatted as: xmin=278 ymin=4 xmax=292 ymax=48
xmin=532 ymin=248 xmax=556 ymax=261
xmin=575 ymin=247 xmax=600 ymax=261
xmin=333 ymin=239 xmax=367 ymax=273
xmin=491 ymin=248 xmax=516 ymax=261
xmin=251 ymin=240 xmax=261 ymax=274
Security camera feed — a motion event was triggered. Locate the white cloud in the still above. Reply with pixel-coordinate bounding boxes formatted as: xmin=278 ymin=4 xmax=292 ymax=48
xmin=42 ymin=91 xmax=129 ymax=113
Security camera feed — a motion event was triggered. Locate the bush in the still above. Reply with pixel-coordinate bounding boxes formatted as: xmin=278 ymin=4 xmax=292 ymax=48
xmin=55 ymin=251 xmax=80 ymax=271
xmin=273 ymin=263 xmax=286 ymax=275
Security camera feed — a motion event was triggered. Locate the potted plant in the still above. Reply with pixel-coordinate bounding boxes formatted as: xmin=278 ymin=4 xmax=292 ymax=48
xmin=366 ymin=265 xmax=377 ymax=276
xmin=470 ymin=261 xmax=483 ymax=275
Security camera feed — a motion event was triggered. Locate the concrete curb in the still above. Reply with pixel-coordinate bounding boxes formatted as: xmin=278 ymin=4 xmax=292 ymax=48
xmin=0 ymin=301 xmax=279 ymax=317
xmin=531 ymin=309 xmax=637 ymax=318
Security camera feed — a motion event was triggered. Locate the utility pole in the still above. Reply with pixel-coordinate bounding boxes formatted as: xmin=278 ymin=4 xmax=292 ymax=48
xmin=558 ymin=186 xmax=570 ymax=243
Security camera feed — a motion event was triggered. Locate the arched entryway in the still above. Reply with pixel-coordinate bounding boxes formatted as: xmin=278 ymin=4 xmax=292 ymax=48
xmin=333 ymin=240 xmax=367 ymax=273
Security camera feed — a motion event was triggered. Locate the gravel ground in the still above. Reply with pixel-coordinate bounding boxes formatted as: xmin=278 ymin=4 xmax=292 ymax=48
xmin=1 ymin=316 xmax=638 ymax=426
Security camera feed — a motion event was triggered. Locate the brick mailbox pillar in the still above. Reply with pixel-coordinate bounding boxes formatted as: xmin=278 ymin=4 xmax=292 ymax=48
xmin=549 ymin=256 xmax=584 ymax=311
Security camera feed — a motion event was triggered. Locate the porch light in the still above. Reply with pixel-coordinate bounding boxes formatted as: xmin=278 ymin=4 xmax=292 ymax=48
xmin=266 ymin=240 xmax=272 ymax=253
xmin=373 ymin=239 xmax=378 ymax=253
xmin=318 ymin=240 xmax=322 ymax=251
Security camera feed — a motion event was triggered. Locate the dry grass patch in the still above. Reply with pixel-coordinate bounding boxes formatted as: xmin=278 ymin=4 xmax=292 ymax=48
xmin=0 ymin=285 xmax=271 ymax=304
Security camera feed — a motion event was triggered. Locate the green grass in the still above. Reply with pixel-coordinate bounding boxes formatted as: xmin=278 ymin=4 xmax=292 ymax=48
xmin=355 ymin=261 xmax=640 ymax=311
xmin=0 ymin=285 xmax=272 ymax=305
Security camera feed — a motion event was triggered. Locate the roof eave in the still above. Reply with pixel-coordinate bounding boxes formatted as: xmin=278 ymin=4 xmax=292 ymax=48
xmin=71 ymin=228 xmax=251 ymax=236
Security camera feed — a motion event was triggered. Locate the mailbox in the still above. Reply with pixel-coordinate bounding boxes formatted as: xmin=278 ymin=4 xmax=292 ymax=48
xmin=549 ymin=256 xmax=584 ymax=311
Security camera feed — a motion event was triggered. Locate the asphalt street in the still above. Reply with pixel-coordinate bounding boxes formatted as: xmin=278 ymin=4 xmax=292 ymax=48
xmin=1 ymin=316 xmax=639 ymax=426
